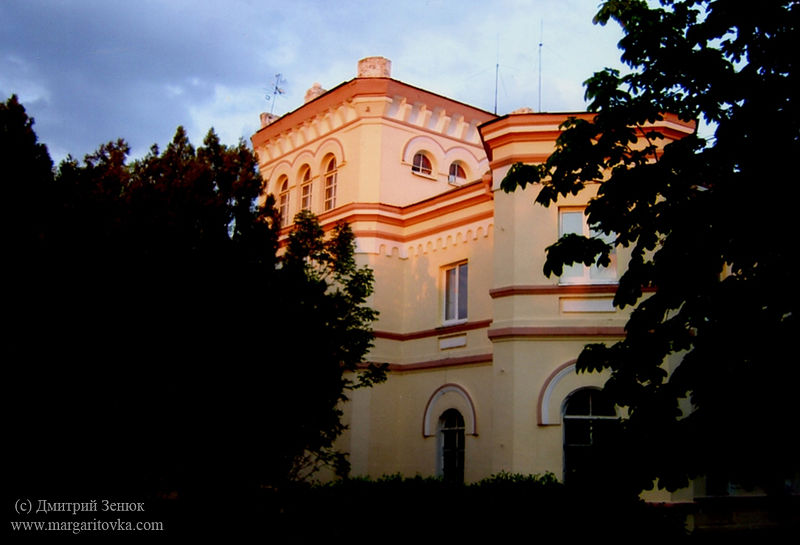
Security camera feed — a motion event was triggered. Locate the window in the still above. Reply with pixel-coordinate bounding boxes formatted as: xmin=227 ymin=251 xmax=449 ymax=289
xmin=439 ymin=409 xmax=465 ymax=484
xmin=558 ymin=208 xmax=617 ymax=284
xmin=448 ymin=162 xmax=466 ymax=183
xmin=444 ymin=262 xmax=468 ymax=322
xmin=562 ymin=388 xmax=618 ymax=487
xmin=412 ymin=152 xmax=432 ymax=176
xmin=278 ymin=176 xmax=290 ymax=227
xmin=300 ymin=166 xmax=312 ymax=210
xmin=324 ymin=157 xmax=337 ymax=211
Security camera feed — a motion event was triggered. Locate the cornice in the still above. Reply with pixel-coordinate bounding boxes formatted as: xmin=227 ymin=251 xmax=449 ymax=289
xmin=490 ymin=284 xmax=620 ymax=298
xmin=253 ymin=78 xmax=496 ymax=159
xmin=374 ymin=319 xmax=493 ymax=341
xmin=478 ymin=111 xmax=696 ymax=165
xmin=277 ymin=181 xmax=494 ymax=256
xmin=487 ymin=326 xmax=626 ymax=340
xmin=489 ymin=284 xmax=656 ymax=298
xmin=385 ymin=353 xmax=493 ymax=372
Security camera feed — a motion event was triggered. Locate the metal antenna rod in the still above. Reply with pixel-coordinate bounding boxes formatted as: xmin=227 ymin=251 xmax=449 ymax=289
xmin=538 ymin=20 xmax=543 ymax=112
xmin=494 ymin=62 xmax=499 ymax=115
xmin=494 ymin=34 xmax=499 ymax=115
xmin=268 ymin=73 xmax=286 ymax=115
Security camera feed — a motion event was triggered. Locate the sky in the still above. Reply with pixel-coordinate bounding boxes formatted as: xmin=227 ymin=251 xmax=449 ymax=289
xmin=1 ymin=1 xmax=627 ymax=164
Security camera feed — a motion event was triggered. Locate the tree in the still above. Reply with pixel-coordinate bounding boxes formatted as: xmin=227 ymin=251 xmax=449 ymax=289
xmin=1 ymin=95 xmax=53 ymax=267
xmin=271 ymin=209 xmax=385 ymax=481
xmin=4 ymin=100 xmax=385 ymax=534
xmin=501 ymin=0 xmax=799 ymax=493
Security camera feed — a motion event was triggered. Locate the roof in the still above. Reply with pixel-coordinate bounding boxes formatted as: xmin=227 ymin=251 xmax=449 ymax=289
xmin=251 ymin=76 xmax=497 ymax=148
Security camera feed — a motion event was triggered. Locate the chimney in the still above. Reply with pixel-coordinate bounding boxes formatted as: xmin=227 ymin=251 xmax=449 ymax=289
xmin=357 ymin=56 xmax=391 ymax=78
xmin=304 ymin=82 xmax=327 ymax=103
xmin=260 ymin=112 xmax=280 ymax=128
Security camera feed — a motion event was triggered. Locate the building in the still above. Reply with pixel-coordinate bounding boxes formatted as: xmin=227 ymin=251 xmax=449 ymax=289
xmin=251 ymin=57 xmax=695 ymax=499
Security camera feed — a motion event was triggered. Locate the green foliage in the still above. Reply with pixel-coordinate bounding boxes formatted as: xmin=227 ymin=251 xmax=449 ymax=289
xmin=472 ymin=470 xmax=561 ymax=488
xmin=501 ymin=1 xmax=799 ymax=493
xmin=267 ymin=473 xmax=688 ymax=543
xmin=4 ymin=98 xmax=385 ymax=533
xmin=272 ymin=210 xmax=386 ymax=482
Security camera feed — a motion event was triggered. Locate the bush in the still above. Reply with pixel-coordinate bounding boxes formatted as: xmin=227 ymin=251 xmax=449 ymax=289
xmin=262 ymin=473 xmax=689 ymax=543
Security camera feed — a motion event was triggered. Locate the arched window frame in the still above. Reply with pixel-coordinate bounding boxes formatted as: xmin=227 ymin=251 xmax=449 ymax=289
xmin=323 ymin=156 xmax=337 ymax=211
xmin=299 ymin=165 xmax=313 ymax=211
xmin=422 ymin=383 xmax=478 ymax=437
xmin=278 ymin=175 xmax=290 ymax=227
xmin=448 ymin=161 xmax=466 ymax=183
xmin=411 ymin=151 xmax=433 ymax=176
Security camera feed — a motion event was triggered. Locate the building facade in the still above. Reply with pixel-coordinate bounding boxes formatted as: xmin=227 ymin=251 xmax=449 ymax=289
xmin=251 ymin=57 xmax=695 ymax=499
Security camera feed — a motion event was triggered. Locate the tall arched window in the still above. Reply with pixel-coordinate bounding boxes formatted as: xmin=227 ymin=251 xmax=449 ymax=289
xmin=412 ymin=152 xmax=432 ymax=176
xmin=278 ymin=176 xmax=290 ymax=227
xmin=300 ymin=165 xmax=312 ymax=211
xmin=323 ymin=157 xmax=337 ymax=211
xmin=562 ymin=388 xmax=618 ymax=487
xmin=439 ymin=409 xmax=465 ymax=484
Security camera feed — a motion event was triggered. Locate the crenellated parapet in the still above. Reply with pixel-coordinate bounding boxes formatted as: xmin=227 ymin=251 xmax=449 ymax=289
xmin=252 ymin=58 xmax=493 ymax=169
xmin=252 ymin=57 xmax=496 ymax=216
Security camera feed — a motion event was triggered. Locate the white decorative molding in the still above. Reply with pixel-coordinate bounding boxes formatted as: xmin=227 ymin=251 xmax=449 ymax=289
xmin=538 ymin=360 xmax=610 ymax=425
xmin=422 ymin=383 xmax=478 ymax=437
xmin=540 ymin=363 xmax=576 ymax=426
xmin=404 ymin=218 xmax=493 ymax=258
xmin=560 ymin=297 xmax=616 ymax=313
xmin=439 ymin=334 xmax=467 ymax=350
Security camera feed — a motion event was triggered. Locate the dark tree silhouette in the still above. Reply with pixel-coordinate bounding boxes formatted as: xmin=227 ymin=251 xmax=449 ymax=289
xmin=501 ymin=1 xmax=799 ymax=493
xmin=3 ymin=97 xmax=384 ymax=537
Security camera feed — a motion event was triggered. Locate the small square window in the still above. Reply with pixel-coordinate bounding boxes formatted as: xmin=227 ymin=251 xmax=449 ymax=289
xmin=558 ymin=208 xmax=616 ymax=284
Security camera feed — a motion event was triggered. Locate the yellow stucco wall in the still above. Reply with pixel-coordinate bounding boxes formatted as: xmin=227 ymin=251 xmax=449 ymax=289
xmin=253 ymin=60 xmax=697 ymax=502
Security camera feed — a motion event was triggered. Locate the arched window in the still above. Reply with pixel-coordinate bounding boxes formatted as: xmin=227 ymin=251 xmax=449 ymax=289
xmin=324 ymin=157 xmax=337 ymax=211
xmin=278 ymin=176 xmax=290 ymax=227
xmin=448 ymin=162 xmax=466 ymax=183
xmin=300 ymin=165 xmax=312 ymax=211
xmin=439 ymin=409 xmax=465 ymax=484
xmin=412 ymin=152 xmax=432 ymax=176
xmin=562 ymin=388 xmax=618 ymax=487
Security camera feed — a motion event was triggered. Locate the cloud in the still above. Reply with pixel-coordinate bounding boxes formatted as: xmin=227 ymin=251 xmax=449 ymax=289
xmin=186 ymin=83 xmax=263 ymax=151
xmin=1 ymin=0 xmax=625 ymax=164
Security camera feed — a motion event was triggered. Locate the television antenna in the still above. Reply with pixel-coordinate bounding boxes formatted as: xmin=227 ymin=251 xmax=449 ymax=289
xmin=266 ymin=73 xmax=286 ymax=115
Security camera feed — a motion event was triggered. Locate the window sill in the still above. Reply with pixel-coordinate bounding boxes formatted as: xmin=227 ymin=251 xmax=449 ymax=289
xmin=441 ymin=318 xmax=468 ymax=328
xmin=411 ymin=170 xmax=437 ymax=181
xmin=558 ymin=280 xmax=618 ymax=287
